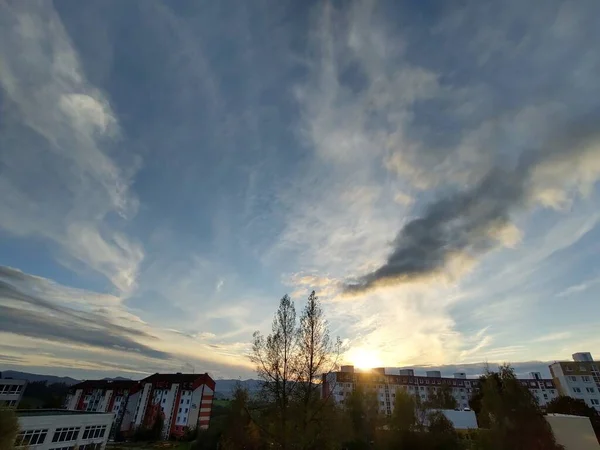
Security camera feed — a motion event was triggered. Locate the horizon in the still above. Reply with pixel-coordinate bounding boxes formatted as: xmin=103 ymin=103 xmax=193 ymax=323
xmin=1 ymin=0 xmax=600 ymax=381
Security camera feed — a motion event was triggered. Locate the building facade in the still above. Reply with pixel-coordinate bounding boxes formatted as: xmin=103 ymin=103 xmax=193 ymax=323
xmin=323 ymin=365 xmax=558 ymax=415
xmin=550 ymin=352 xmax=600 ymax=411
xmin=15 ymin=410 xmax=113 ymax=450
xmin=65 ymin=373 xmax=215 ymax=438
xmin=0 ymin=376 xmax=27 ymax=407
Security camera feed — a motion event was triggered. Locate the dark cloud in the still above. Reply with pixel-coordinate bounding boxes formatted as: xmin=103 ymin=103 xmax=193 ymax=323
xmin=0 ymin=265 xmax=170 ymax=360
xmin=345 ymin=122 xmax=600 ymax=294
xmin=0 ymin=305 xmax=169 ymax=360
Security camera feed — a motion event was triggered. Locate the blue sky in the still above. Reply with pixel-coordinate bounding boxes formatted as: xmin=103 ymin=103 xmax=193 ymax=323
xmin=1 ymin=0 xmax=599 ymax=380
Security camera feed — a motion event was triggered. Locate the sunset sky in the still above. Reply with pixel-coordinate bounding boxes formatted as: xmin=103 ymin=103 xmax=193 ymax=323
xmin=1 ymin=0 xmax=599 ymax=380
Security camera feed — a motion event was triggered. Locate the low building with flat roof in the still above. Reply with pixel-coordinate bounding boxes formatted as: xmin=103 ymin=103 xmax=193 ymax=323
xmin=15 ymin=409 xmax=113 ymax=450
xmin=0 ymin=376 xmax=27 ymax=407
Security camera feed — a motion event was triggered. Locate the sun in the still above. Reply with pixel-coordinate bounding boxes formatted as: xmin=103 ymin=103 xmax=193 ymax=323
xmin=349 ymin=347 xmax=383 ymax=370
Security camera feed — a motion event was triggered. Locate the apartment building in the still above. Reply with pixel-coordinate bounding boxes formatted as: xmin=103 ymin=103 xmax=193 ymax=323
xmin=323 ymin=365 xmax=558 ymax=415
xmin=65 ymin=373 xmax=215 ymax=438
xmin=65 ymin=379 xmax=141 ymax=438
xmin=550 ymin=352 xmax=600 ymax=411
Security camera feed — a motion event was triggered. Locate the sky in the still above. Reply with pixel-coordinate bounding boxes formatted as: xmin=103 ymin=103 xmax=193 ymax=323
xmin=1 ymin=0 xmax=600 ymax=381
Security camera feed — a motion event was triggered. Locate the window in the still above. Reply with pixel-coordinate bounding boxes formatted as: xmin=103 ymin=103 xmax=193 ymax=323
xmin=81 ymin=425 xmax=106 ymax=440
xmin=544 ymin=394 xmax=548 ymax=399
xmin=179 ymin=408 xmax=182 ymax=413
xmin=565 ymin=365 xmax=572 ymax=372
xmin=380 ymin=401 xmax=384 ymax=405
xmin=52 ymin=427 xmax=80 ymax=443
xmin=583 ymin=376 xmax=591 ymax=382
xmin=187 ymin=399 xmax=190 ymax=404
xmin=181 ymin=399 xmax=184 ymax=404
xmin=185 ymin=408 xmax=188 ymax=413
xmin=15 ymin=429 xmax=48 ymax=447
xmin=163 ymin=398 xmax=166 ymax=403
xmin=580 ymin=366 xmax=587 ymax=372
xmin=587 ymin=387 xmax=595 ymax=393
xmin=49 ymin=446 xmax=75 ymax=450
xmin=591 ymin=399 xmax=600 ymax=405
xmin=570 ymin=376 xmax=577 ymax=382
xmin=573 ymin=388 xmax=582 ymax=393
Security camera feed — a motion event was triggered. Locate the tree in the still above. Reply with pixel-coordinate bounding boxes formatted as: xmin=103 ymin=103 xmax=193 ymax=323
xmin=426 ymin=385 xmax=458 ymax=410
xmin=342 ymin=385 xmax=381 ymax=449
xmin=546 ymin=396 xmax=600 ymax=443
xmin=220 ymin=383 xmax=260 ymax=450
xmin=0 ymin=408 xmax=19 ymax=450
xmin=476 ymin=365 xmax=562 ymax=450
xmin=296 ymin=291 xmax=341 ymax=449
xmin=250 ymin=295 xmax=299 ymax=449
xmin=425 ymin=411 xmax=462 ymax=450
xmin=390 ymin=388 xmax=416 ymax=433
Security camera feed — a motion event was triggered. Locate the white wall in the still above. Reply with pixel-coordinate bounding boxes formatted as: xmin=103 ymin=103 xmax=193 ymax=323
xmin=546 ymin=414 xmax=600 ymax=450
xmin=17 ymin=412 xmax=113 ymax=450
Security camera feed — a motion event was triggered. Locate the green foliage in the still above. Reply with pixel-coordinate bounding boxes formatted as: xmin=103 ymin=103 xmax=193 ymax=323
xmin=132 ymin=411 xmax=164 ymax=442
xmin=475 ymin=364 xmax=562 ymax=450
xmin=426 ymin=385 xmax=458 ymax=410
xmin=17 ymin=381 xmax=70 ymax=409
xmin=218 ymin=383 xmax=261 ymax=450
xmin=390 ymin=389 xmax=416 ymax=433
xmin=0 ymin=408 xmax=19 ymax=450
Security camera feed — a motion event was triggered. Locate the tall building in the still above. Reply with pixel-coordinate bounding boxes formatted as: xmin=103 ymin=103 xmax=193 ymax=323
xmin=549 ymin=352 xmax=600 ymax=411
xmin=65 ymin=373 xmax=215 ymax=439
xmin=323 ymin=365 xmax=558 ymax=415
xmin=0 ymin=374 xmax=27 ymax=407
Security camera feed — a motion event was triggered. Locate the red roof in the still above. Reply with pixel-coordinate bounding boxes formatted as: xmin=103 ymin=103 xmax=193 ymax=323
xmin=141 ymin=373 xmax=216 ymax=391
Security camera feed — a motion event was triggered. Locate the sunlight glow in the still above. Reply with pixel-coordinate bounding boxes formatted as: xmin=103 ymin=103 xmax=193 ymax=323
xmin=348 ymin=347 xmax=383 ymax=369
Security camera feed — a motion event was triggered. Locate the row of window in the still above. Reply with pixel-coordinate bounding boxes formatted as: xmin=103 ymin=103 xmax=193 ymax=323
xmin=49 ymin=446 xmax=75 ymax=450
xmin=565 ymin=365 xmax=599 ymax=372
xmin=15 ymin=429 xmax=48 ymax=446
xmin=569 ymin=375 xmax=595 ymax=383
xmin=82 ymin=425 xmax=107 ymax=440
xmin=0 ymin=384 xmax=24 ymax=394
xmin=53 ymin=427 xmax=80 ymax=443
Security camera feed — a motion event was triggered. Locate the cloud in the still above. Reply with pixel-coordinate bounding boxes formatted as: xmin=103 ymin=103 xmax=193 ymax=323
xmin=345 ymin=125 xmax=600 ymax=294
xmin=533 ymin=332 xmax=572 ymax=344
xmin=0 ymin=1 xmax=142 ymax=292
xmin=557 ymin=278 xmax=600 ymax=297
xmin=0 ymin=265 xmax=168 ymax=359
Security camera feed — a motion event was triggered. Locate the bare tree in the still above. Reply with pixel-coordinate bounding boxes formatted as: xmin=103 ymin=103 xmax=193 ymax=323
xmin=250 ymin=295 xmax=299 ymax=449
xmin=296 ymin=291 xmax=341 ymax=449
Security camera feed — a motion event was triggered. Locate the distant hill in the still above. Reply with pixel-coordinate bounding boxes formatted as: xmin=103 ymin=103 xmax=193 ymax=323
xmin=214 ymin=379 xmax=261 ymax=396
xmin=0 ymin=370 xmax=80 ymax=385
xmin=1 ymin=370 xmax=262 ymax=394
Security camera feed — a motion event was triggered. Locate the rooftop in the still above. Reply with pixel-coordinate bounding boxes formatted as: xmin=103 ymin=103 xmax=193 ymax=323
xmin=16 ymin=409 xmax=114 ymax=417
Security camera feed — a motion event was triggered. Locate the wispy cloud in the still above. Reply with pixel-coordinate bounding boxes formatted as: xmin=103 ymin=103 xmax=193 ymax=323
xmin=0 ymin=1 xmax=142 ymax=293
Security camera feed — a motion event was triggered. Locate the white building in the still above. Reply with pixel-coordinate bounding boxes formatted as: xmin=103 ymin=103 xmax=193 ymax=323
xmin=0 ymin=377 xmax=27 ymax=407
xmin=65 ymin=373 xmax=215 ymax=439
xmin=15 ymin=410 xmax=113 ymax=450
xmin=550 ymin=352 xmax=600 ymax=411
xmin=323 ymin=365 xmax=559 ymax=414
